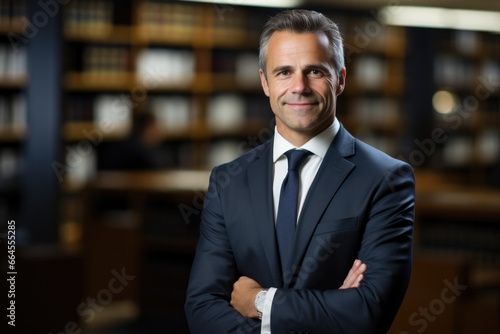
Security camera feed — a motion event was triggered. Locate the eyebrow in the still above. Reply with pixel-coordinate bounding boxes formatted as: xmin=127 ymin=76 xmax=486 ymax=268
xmin=271 ymin=64 xmax=332 ymax=75
xmin=271 ymin=65 xmax=293 ymax=75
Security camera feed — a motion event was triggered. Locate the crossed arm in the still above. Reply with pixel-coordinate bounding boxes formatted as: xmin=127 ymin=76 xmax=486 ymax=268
xmin=230 ymin=259 xmax=367 ymax=318
xmin=186 ymin=162 xmax=414 ymax=334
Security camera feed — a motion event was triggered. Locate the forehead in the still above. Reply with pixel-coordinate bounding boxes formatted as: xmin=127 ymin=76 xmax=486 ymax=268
xmin=267 ymin=31 xmax=331 ymax=62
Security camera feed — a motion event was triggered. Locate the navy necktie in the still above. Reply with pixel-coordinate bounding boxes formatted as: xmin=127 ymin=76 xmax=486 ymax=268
xmin=276 ymin=149 xmax=312 ymax=273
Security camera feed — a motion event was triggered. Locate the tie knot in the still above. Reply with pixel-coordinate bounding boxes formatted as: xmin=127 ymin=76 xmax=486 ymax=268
xmin=284 ymin=149 xmax=312 ymax=171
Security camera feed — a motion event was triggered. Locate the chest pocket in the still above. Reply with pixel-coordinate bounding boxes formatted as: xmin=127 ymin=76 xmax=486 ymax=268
xmin=313 ymin=216 xmax=359 ymax=235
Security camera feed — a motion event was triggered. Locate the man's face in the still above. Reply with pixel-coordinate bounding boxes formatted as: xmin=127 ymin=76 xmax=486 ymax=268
xmin=260 ymin=31 xmax=346 ymax=146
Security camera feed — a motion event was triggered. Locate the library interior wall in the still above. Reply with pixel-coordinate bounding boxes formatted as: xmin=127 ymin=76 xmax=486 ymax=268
xmin=0 ymin=0 xmax=499 ymax=333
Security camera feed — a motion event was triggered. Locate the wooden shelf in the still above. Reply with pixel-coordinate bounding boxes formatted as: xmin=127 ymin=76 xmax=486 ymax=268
xmin=211 ymin=73 xmax=261 ymax=93
xmin=0 ymin=20 xmax=24 ymax=35
xmin=63 ymin=122 xmax=129 ymax=141
xmin=87 ymin=170 xmax=210 ymax=194
xmin=0 ymin=76 xmax=26 ymax=89
xmin=345 ymin=75 xmax=405 ymax=96
xmin=62 ymin=72 xmax=246 ymax=94
xmin=417 ymin=187 xmax=500 ymax=222
xmin=0 ymin=127 xmax=25 ymax=141
xmin=64 ymin=25 xmax=133 ymax=43
xmin=64 ymin=72 xmax=135 ymax=91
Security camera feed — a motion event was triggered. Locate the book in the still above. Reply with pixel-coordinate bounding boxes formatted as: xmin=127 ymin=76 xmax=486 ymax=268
xmin=207 ymin=94 xmax=245 ymax=131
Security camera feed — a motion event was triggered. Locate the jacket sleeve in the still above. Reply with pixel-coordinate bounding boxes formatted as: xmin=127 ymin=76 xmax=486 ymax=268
xmin=184 ymin=167 xmax=261 ymax=334
xmin=270 ymin=162 xmax=415 ymax=334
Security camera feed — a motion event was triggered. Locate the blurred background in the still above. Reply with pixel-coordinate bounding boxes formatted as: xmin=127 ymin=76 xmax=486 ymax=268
xmin=0 ymin=0 xmax=499 ymax=333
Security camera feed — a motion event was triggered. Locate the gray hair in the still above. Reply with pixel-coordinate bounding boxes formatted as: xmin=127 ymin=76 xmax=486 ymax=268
xmin=259 ymin=9 xmax=345 ymax=77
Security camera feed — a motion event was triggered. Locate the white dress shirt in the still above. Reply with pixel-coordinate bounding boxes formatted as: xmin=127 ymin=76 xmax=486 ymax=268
xmin=260 ymin=118 xmax=340 ymax=334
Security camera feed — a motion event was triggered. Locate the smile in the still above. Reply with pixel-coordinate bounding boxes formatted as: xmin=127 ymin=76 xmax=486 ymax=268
xmin=286 ymin=103 xmax=317 ymax=109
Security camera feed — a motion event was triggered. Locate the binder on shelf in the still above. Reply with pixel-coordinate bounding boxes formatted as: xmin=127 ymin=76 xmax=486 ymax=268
xmin=82 ymin=45 xmax=130 ymax=76
xmin=351 ymin=97 xmax=400 ymax=130
xmin=353 ymin=55 xmax=387 ymax=90
xmin=0 ymin=94 xmax=25 ymax=132
xmin=64 ymin=144 xmax=97 ymax=189
xmin=149 ymin=95 xmax=193 ymax=132
xmin=207 ymin=140 xmax=242 ymax=169
xmin=136 ymin=48 xmax=194 ymax=88
xmin=235 ymin=53 xmax=260 ymax=88
xmin=442 ymin=136 xmax=473 ymax=167
xmin=93 ymin=94 xmax=132 ymax=134
xmin=0 ymin=148 xmax=19 ymax=179
xmin=476 ymin=130 xmax=500 ymax=165
xmin=0 ymin=0 xmax=26 ymax=30
xmin=207 ymin=94 xmax=245 ymax=131
xmin=136 ymin=2 xmax=198 ymax=42
xmin=0 ymin=43 xmax=27 ymax=81
xmin=64 ymin=0 xmax=113 ymax=36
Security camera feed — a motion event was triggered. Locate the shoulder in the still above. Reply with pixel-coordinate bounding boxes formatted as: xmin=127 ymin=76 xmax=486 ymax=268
xmin=216 ymin=138 xmax=272 ymax=171
xmin=336 ymin=126 xmax=412 ymax=176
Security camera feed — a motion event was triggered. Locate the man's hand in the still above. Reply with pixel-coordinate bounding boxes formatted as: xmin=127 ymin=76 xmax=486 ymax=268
xmin=230 ymin=260 xmax=365 ymax=317
xmin=230 ymin=276 xmax=262 ymax=318
xmin=339 ymin=259 xmax=367 ymax=289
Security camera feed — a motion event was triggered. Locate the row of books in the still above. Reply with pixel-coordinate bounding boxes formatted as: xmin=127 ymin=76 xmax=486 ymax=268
xmin=135 ymin=1 xmax=264 ymax=43
xmin=352 ymin=55 xmax=388 ymax=90
xmin=0 ymin=147 xmax=20 ymax=180
xmin=136 ymin=48 xmax=195 ymax=87
xmin=82 ymin=46 xmax=131 ymax=74
xmin=441 ymin=131 xmax=500 ymax=166
xmin=65 ymin=94 xmax=132 ymax=132
xmin=66 ymin=93 xmax=271 ymax=131
xmin=0 ymin=44 xmax=27 ymax=80
xmin=136 ymin=2 xmax=198 ymax=40
xmin=63 ymin=137 xmax=245 ymax=186
xmin=149 ymin=95 xmax=194 ymax=131
xmin=0 ymin=0 xmax=25 ymax=28
xmin=71 ymin=46 xmax=261 ymax=88
xmin=0 ymin=94 xmax=25 ymax=130
xmin=441 ymin=30 xmax=500 ymax=56
xmin=149 ymin=94 xmax=271 ymax=132
xmin=212 ymin=51 xmax=261 ymax=87
xmin=349 ymin=97 xmax=400 ymax=129
xmin=420 ymin=219 xmax=500 ymax=268
xmin=64 ymin=0 xmax=114 ymax=35
xmin=434 ymin=54 xmax=477 ymax=90
xmin=343 ymin=19 xmax=405 ymax=55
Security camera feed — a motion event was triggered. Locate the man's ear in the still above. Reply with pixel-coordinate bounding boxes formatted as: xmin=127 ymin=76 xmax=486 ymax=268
xmin=336 ymin=68 xmax=346 ymax=96
xmin=259 ymin=68 xmax=270 ymax=97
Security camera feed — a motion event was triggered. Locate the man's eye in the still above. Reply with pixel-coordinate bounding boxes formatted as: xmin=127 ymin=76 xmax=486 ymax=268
xmin=309 ymin=69 xmax=323 ymax=76
xmin=279 ymin=70 xmax=290 ymax=76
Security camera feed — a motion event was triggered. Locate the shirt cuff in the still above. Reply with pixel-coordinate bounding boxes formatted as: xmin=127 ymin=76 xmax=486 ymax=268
xmin=260 ymin=287 xmax=277 ymax=334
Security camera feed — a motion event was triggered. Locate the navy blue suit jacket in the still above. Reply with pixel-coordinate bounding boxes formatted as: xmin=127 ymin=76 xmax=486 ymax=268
xmin=185 ymin=124 xmax=415 ymax=334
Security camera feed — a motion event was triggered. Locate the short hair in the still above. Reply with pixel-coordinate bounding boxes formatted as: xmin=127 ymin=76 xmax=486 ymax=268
xmin=259 ymin=9 xmax=345 ymax=77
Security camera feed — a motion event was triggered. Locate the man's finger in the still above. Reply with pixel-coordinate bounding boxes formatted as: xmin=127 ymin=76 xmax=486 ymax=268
xmin=340 ymin=260 xmax=367 ymax=289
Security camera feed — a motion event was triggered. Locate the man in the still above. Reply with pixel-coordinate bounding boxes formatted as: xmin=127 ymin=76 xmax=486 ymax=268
xmin=185 ymin=9 xmax=414 ymax=334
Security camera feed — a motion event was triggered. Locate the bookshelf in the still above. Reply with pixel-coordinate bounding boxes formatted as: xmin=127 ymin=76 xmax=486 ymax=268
xmin=428 ymin=29 xmax=500 ymax=185
xmin=0 ymin=0 xmax=27 ymax=224
xmin=55 ymin=2 xmax=500 ymax=332
xmin=61 ymin=0 xmax=272 ymax=175
xmin=333 ymin=14 xmax=408 ymax=157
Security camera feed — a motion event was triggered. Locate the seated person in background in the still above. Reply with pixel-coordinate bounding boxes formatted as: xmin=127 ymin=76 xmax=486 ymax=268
xmin=98 ymin=112 xmax=165 ymax=171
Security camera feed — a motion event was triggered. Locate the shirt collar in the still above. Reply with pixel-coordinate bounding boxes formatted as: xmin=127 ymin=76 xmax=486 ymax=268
xmin=273 ymin=118 xmax=340 ymax=162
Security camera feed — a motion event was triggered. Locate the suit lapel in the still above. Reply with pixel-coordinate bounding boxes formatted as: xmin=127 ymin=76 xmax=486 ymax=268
xmin=285 ymin=126 xmax=356 ymax=287
xmin=247 ymin=141 xmax=283 ymax=287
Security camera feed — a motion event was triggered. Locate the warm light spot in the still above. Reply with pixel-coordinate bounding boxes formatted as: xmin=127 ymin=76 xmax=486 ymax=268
xmin=433 ymin=90 xmax=458 ymax=114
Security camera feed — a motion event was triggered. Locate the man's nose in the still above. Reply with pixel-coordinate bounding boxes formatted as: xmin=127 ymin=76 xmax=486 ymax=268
xmin=291 ymin=73 xmax=310 ymax=94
